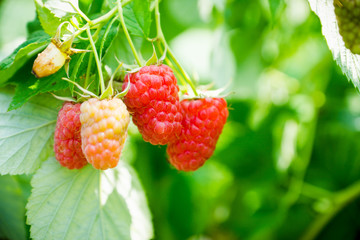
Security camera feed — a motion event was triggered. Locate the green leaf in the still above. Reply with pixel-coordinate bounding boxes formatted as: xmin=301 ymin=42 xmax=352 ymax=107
xmin=70 ymin=22 xmax=120 ymax=95
xmin=308 ymin=0 xmax=360 ymax=90
xmin=8 ymin=60 xmax=68 ymax=111
xmin=0 ymin=31 xmax=50 ymax=86
xmin=7 ymin=39 xmax=90 ymax=111
xmin=123 ymin=0 xmax=151 ymax=37
xmin=27 ymin=158 xmax=153 ymax=240
xmin=34 ymin=0 xmax=78 ymax=35
xmin=102 ymin=29 xmax=144 ymax=71
xmin=0 ymin=175 xmax=27 ymax=240
xmin=27 ymin=15 xmax=44 ymax=36
xmin=0 ymin=87 xmax=60 ymax=175
xmin=268 ymin=0 xmax=284 ymax=20
xmin=98 ymin=20 xmax=120 ymax=60
xmin=88 ymin=0 xmax=105 ymax=15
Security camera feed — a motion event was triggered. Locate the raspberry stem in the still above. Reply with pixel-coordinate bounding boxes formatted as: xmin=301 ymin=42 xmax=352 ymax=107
xmin=301 ymin=180 xmax=360 ymax=240
xmin=86 ymin=27 xmax=105 ymax=93
xmin=117 ymin=0 xmax=142 ymax=66
xmin=157 ymin=42 xmax=187 ymax=87
xmin=66 ymin=0 xmax=92 ymax=24
xmin=155 ymin=0 xmax=198 ymax=96
xmin=85 ymin=52 xmax=93 ymax=89
xmin=72 ymin=0 xmax=132 ymax=39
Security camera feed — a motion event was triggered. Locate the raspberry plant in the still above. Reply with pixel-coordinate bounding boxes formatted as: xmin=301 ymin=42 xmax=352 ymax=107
xmin=0 ymin=0 xmax=228 ymax=239
xmin=3 ymin=0 xmax=360 ymax=239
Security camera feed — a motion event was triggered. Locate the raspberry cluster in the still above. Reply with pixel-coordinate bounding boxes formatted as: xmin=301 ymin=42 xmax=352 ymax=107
xmin=53 ymin=64 xmax=228 ymax=172
xmin=123 ymin=64 xmax=229 ymax=171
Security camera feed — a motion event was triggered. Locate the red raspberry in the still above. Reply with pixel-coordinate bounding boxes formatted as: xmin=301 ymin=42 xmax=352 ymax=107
xmin=80 ymin=98 xmax=130 ymax=170
xmin=54 ymin=102 xmax=88 ymax=169
xmin=122 ymin=65 xmax=182 ymax=145
xmin=166 ymin=98 xmax=229 ymax=171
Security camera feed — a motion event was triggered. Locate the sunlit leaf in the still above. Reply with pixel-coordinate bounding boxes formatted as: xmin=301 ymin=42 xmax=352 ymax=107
xmin=0 ymin=31 xmax=50 ymax=86
xmin=27 ymin=158 xmax=153 ymax=240
xmin=123 ymin=0 xmax=151 ymax=37
xmin=34 ymin=0 xmax=78 ymax=35
xmin=0 ymin=87 xmax=60 ymax=174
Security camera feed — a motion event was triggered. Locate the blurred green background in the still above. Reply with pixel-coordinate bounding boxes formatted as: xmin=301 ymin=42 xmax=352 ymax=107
xmin=1 ymin=0 xmax=360 ymax=239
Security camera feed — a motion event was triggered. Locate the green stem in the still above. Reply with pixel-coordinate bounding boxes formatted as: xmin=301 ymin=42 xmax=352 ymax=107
xmin=68 ymin=50 xmax=87 ymax=96
xmin=67 ymin=0 xmax=92 ymax=24
xmin=167 ymin=48 xmax=198 ymax=94
xmin=301 ymin=182 xmax=333 ymax=200
xmin=281 ymin=117 xmax=318 ymax=209
xmin=81 ymin=25 xmax=101 ymax=90
xmin=72 ymin=0 xmax=132 ymax=39
xmin=85 ymin=52 xmax=93 ymax=88
xmin=92 ymin=24 xmax=104 ymax=40
xmin=155 ymin=0 xmax=198 ymax=96
xmin=99 ymin=17 xmax=117 ymax=60
xmin=157 ymin=42 xmax=187 ymax=87
xmin=301 ymin=180 xmax=360 ymax=240
xmin=86 ymin=27 xmax=105 ymax=94
xmin=116 ymin=0 xmax=142 ymax=66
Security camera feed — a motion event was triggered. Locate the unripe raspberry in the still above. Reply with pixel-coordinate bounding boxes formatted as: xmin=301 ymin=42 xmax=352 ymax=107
xmin=54 ymin=102 xmax=88 ymax=169
xmin=334 ymin=0 xmax=360 ymax=54
xmin=122 ymin=65 xmax=182 ymax=145
xmin=167 ymin=98 xmax=229 ymax=171
xmin=80 ymin=98 xmax=130 ymax=170
xmin=32 ymin=42 xmax=68 ymax=78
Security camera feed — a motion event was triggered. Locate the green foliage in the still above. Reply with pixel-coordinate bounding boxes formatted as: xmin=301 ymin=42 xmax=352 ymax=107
xmin=34 ymin=0 xmax=78 ymax=35
xmin=0 ymin=31 xmax=50 ymax=85
xmin=1 ymin=0 xmax=360 ymax=240
xmin=123 ymin=0 xmax=151 ymax=37
xmin=0 ymin=88 xmax=59 ymax=175
xmin=0 ymin=175 xmax=27 ymax=240
xmin=0 ymin=0 xmax=156 ymax=239
xmin=8 ymin=61 xmax=69 ymax=110
xmin=27 ymin=158 xmax=153 ymax=240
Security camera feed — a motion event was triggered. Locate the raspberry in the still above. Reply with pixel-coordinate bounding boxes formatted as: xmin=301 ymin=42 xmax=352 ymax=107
xmin=80 ymin=98 xmax=130 ymax=170
xmin=122 ymin=65 xmax=182 ymax=145
xmin=54 ymin=102 xmax=88 ymax=169
xmin=166 ymin=98 xmax=229 ymax=171
xmin=334 ymin=0 xmax=360 ymax=54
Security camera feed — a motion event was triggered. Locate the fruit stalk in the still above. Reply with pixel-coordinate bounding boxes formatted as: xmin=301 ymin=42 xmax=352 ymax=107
xmin=155 ymin=0 xmax=198 ymax=96
xmin=71 ymin=0 xmax=132 ymax=39
xmin=301 ymin=180 xmax=360 ymax=240
xmin=86 ymin=27 xmax=105 ymax=93
xmin=117 ymin=0 xmax=142 ymax=66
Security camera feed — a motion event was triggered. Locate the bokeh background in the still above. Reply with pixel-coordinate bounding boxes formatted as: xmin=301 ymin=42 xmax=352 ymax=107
xmin=1 ymin=0 xmax=360 ymax=239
